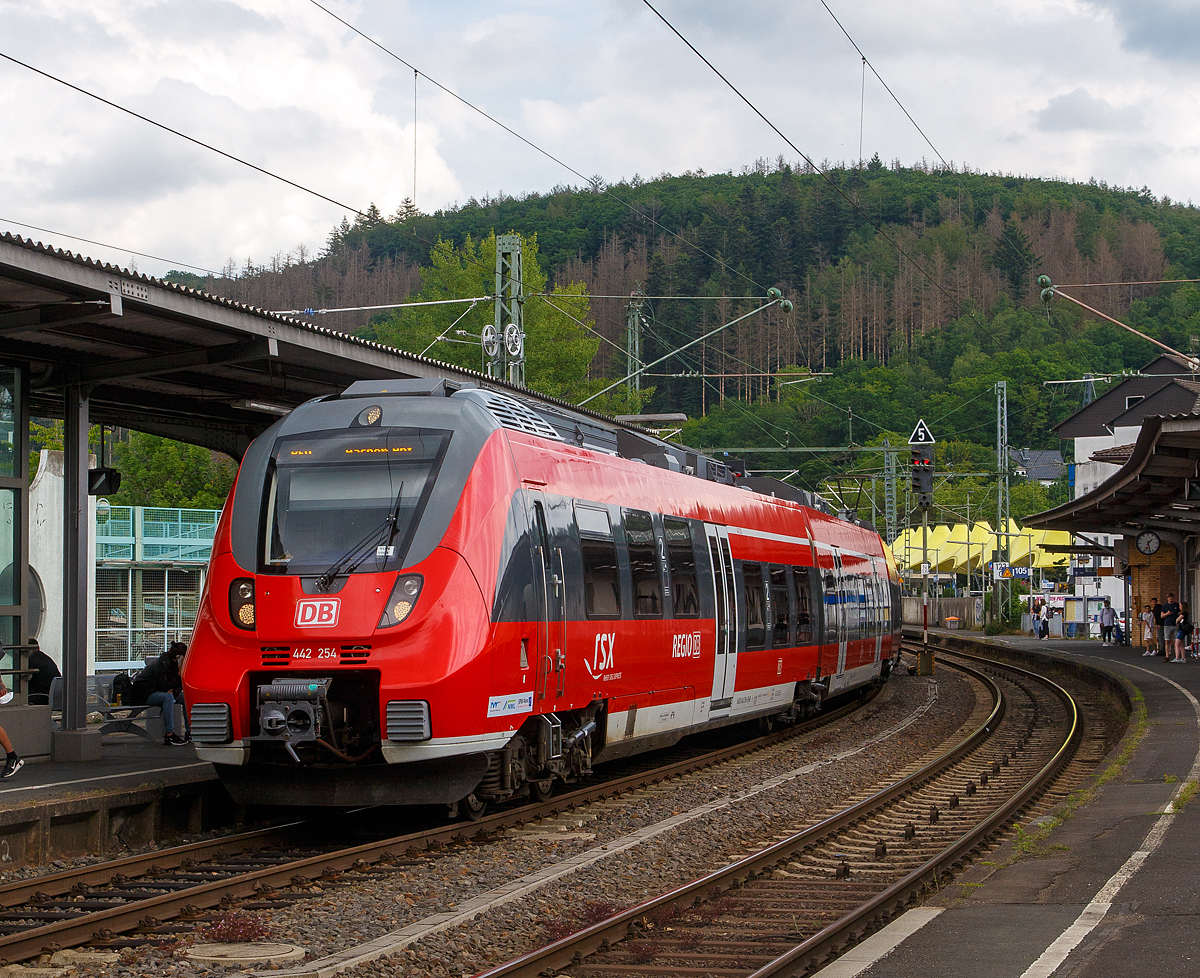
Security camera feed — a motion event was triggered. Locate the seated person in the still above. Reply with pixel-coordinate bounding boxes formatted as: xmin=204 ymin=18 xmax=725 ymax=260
xmin=130 ymin=642 xmax=192 ymax=745
xmin=26 ymin=639 xmax=61 ymax=706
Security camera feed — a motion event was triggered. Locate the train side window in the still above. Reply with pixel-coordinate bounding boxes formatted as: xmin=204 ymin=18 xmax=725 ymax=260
xmin=664 ymin=517 xmax=699 ymax=618
xmin=744 ymin=563 xmax=767 ymax=650
xmin=577 ymin=504 xmax=620 ymax=619
xmin=770 ymin=565 xmax=790 ymax=647
xmin=624 ymin=510 xmax=662 ymax=618
xmin=824 ymin=569 xmax=838 ymax=645
xmin=793 ymin=567 xmax=814 ymax=645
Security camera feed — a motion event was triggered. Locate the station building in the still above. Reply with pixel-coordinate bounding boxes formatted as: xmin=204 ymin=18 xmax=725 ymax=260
xmin=1031 ymin=370 xmax=1200 ymax=638
xmin=1041 ymin=354 xmax=1200 ymax=620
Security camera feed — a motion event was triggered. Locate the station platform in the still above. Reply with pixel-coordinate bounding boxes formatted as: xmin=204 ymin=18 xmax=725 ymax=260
xmin=827 ymin=631 xmax=1200 ymax=978
xmin=0 ymin=735 xmax=229 ymax=868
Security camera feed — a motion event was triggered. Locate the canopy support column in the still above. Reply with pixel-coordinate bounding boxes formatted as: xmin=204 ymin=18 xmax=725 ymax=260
xmin=53 ymin=381 xmax=101 ymax=761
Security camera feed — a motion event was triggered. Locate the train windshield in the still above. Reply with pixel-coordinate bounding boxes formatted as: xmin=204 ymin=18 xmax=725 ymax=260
xmin=261 ymin=427 xmax=449 ymax=576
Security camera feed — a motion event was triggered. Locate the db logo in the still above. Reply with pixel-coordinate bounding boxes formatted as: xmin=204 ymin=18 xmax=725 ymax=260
xmin=295 ymin=598 xmax=340 ymax=628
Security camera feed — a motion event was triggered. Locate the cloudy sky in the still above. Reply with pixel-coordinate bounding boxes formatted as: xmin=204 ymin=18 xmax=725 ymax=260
xmin=2 ymin=0 xmax=1198 ymax=278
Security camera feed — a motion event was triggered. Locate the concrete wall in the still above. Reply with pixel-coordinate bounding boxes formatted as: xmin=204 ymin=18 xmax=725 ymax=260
xmin=28 ymin=450 xmax=96 ymax=673
xmin=1073 ymin=433 xmax=1122 ymax=498
xmin=902 ymin=594 xmax=983 ymax=629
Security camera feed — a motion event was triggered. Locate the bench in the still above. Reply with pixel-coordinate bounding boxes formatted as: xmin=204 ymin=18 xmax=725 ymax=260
xmin=48 ymin=676 xmax=181 ymax=742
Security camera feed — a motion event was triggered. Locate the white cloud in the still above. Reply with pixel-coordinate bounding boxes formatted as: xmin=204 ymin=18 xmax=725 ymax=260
xmin=1034 ymin=88 xmax=1143 ymax=132
xmin=0 ymin=0 xmax=1197 ymax=277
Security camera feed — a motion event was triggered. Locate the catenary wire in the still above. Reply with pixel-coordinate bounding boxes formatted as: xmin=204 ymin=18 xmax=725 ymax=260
xmin=537 ymin=293 xmax=763 ymax=300
xmin=304 ymin=0 xmax=768 ymax=295
xmin=638 ymin=0 xmax=974 ymax=321
xmin=534 ymin=294 xmax=630 ymax=356
xmin=816 ymin=0 xmax=1040 ymax=279
xmin=0 ymin=51 xmax=363 ymax=215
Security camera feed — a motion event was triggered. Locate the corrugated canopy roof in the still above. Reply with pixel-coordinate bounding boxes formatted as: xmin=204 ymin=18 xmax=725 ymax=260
xmin=1025 ymin=415 xmax=1200 ymax=535
xmin=0 ymin=233 xmax=616 ymax=457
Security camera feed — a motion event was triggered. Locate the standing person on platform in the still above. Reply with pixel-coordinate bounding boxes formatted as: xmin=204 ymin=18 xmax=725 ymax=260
xmin=1099 ymin=598 xmax=1118 ymax=646
xmin=130 ymin=642 xmax=191 ymax=745
xmin=1176 ymin=603 xmax=1193 ymax=663
xmin=0 ymin=679 xmax=21 ymax=778
xmin=1142 ymin=604 xmax=1157 ymax=655
xmin=1161 ymin=593 xmax=1181 ymax=661
xmin=1148 ymin=598 xmax=1163 ymax=655
xmin=1039 ymin=602 xmax=1050 ymax=639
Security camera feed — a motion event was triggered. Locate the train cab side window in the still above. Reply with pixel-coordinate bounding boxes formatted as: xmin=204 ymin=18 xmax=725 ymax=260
xmin=624 ymin=510 xmax=662 ymax=618
xmin=577 ymin=504 xmax=621 ymax=619
xmin=664 ymin=517 xmax=700 ymax=618
xmin=744 ymin=563 xmax=767 ymax=650
xmin=793 ymin=567 xmax=814 ymax=645
xmin=770 ymin=565 xmax=791 ymax=647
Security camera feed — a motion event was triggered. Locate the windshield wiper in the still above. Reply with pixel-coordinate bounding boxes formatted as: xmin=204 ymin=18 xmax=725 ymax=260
xmin=314 ymin=482 xmax=404 ymax=592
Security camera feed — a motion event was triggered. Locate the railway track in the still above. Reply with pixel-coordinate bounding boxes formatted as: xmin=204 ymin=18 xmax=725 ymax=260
xmin=0 ymin=687 xmax=876 ymax=965
xmin=470 ymin=642 xmax=1104 ymax=978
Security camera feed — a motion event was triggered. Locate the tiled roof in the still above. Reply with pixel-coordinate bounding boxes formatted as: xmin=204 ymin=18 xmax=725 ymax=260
xmin=1090 ymin=444 xmax=1135 ymax=464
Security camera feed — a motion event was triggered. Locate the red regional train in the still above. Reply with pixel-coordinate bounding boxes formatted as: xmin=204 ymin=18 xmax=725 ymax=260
xmin=184 ymin=378 xmax=903 ymax=814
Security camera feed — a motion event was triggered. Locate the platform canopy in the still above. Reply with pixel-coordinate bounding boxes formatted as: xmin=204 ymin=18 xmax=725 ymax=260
xmin=0 ymin=233 xmax=497 ymax=457
xmin=1025 ymin=415 xmax=1200 ymax=536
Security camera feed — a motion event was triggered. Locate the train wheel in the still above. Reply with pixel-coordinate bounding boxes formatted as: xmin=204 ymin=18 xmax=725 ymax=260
xmin=462 ymin=793 xmax=488 ymax=821
xmin=758 ymin=715 xmax=777 ymax=735
xmin=530 ymin=778 xmax=554 ymax=803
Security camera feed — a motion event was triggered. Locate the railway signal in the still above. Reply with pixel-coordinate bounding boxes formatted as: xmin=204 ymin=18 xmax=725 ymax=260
xmin=908 ymin=419 xmax=935 ymax=510
xmin=910 ymin=444 xmax=934 ymax=509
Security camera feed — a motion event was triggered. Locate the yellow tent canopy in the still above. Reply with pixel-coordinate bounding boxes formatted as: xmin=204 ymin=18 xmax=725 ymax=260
xmin=888 ymin=521 xmax=1070 ymax=577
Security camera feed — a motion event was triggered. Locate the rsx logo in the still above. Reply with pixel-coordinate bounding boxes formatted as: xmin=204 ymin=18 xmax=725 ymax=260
xmin=295 ymin=598 xmax=340 ymax=627
xmin=585 ymin=632 xmax=615 ymax=679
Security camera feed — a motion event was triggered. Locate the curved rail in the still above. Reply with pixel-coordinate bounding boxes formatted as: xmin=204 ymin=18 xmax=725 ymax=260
xmin=472 ymin=648 xmax=1082 ymax=978
xmin=750 ymin=648 xmax=1081 ymax=977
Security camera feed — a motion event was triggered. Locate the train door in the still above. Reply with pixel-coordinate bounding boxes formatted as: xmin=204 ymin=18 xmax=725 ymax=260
xmin=530 ymin=493 xmax=566 ymax=706
xmin=832 ymin=549 xmax=848 ymax=676
xmin=870 ymin=558 xmax=883 ymax=664
xmin=705 ymin=524 xmax=738 ymax=707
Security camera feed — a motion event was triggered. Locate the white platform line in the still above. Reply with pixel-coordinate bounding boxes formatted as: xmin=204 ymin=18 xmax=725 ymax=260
xmin=1019 ymin=660 xmax=1200 ymax=978
xmin=0 ymin=762 xmax=210 ymax=795
xmin=810 ymin=907 xmax=944 ymax=978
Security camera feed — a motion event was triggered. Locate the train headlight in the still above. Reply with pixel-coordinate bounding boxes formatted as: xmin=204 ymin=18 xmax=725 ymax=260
xmin=229 ymin=577 xmax=256 ymax=631
xmin=378 ymin=574 xmax=424 ymax=628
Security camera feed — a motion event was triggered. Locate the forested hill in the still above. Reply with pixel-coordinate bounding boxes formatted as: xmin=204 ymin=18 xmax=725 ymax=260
xmin=163 ymin=158 xmax=1200 ymax=504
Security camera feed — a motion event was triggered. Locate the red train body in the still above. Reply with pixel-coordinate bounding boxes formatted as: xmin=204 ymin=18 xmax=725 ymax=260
xmin=184 ymin=379 xmax=902 ymax=810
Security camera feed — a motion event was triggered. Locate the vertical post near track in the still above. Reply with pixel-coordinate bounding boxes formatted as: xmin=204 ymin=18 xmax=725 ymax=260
xmin=910 ymin=419 xmax=936 ymax=676
xmin=626 ymin=291 xmax=645 ymax=396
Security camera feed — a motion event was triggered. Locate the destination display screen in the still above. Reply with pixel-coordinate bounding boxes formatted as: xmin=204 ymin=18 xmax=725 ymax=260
xmin=261 ymin=427 xmax=450 ymax=576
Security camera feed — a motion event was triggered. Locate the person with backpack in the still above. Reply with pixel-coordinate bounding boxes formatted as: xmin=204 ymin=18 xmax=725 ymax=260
xmin=130 ymin=642 xmax=191 ymax=745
